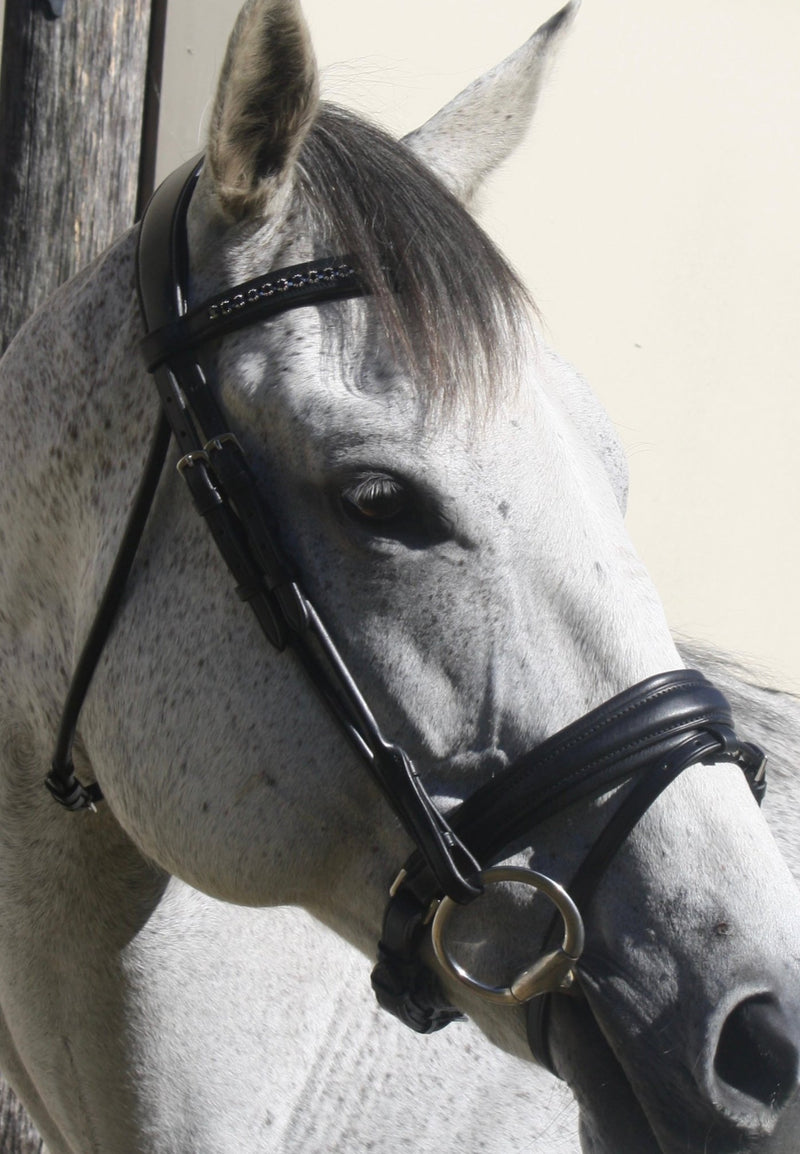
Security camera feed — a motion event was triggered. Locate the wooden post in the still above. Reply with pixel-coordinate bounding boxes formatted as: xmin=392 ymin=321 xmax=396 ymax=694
xmin=0 ymin=0 xmax=166 ymax=353
xmin=0 ymin=1087 xmax=45 ymax=1154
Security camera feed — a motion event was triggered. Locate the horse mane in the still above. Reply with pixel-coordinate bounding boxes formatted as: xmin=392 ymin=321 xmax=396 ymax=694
xmin=296 ymin=104 xmax=533 ymax=411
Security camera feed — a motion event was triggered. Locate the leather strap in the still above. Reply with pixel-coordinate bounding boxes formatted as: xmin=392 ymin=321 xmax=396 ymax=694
xmin=45 ymin=155 xmax=204 ymax=810
xmin=45 ymin=411 xmax=172 ymax=810
xmin=391 ymin=671 xmax=757 ymax=900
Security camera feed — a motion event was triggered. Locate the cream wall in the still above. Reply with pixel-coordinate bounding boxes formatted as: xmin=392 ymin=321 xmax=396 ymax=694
xmin=4 ymin=1 xmax=799 ymax=690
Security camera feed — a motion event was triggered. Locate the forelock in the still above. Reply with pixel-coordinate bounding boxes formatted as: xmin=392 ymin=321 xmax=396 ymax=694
xmin=295 ymin=104 xmax=533 ymax=415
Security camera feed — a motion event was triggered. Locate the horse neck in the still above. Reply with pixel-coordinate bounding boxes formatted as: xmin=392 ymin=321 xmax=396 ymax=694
xmin=0 ymin=228 xmax=161 ymax=874
xmin=0 ymin=229 xmax=152 ymax=701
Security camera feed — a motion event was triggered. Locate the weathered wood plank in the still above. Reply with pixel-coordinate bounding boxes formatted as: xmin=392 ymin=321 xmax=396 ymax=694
xmin=0 ymin=1073 xmax=44 ymax=1154
xmin=0 ymin=0 xmax=152 ymax=352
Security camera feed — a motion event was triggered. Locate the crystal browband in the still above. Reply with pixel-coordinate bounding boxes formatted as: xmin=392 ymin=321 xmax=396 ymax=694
xmin=140 ymin=257 xmax=363 ymax=370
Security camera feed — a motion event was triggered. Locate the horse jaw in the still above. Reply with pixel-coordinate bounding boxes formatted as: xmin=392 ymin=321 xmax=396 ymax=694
xmin=403 ymin=1 xmax=581 ymax=204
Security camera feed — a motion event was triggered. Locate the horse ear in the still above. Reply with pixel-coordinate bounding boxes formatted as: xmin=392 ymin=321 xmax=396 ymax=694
xmin=403 ymin=1 xmax=580 ymax=204
xmin=205 ymin=0 xmax=319 ymax=220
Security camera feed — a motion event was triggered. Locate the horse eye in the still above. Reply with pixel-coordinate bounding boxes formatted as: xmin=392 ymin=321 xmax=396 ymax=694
xmin=341 ymin=474 xmax=409 ymax=523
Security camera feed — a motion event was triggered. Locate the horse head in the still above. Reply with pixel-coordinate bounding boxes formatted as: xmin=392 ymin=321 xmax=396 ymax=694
xmin=12 ymin=2 xmax=800 ymax=1151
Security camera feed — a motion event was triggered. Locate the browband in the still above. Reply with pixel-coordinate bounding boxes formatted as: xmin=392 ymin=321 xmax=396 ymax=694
xmin=141 ymin=256 xmax=363 ymax=370
xmin=136 ymin=155 xmax=366 ymax=368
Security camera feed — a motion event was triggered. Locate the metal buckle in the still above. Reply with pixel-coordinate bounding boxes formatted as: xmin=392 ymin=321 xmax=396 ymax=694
xmin=430 ymin=866 xmax=585 ymax=1005
xmin=389 ymin=868 xmax=408 ymax=898
xmin=176 ymin=449 xmax=210 ymax=474
xmin=204 ymin=433 xmax=242 ymax=455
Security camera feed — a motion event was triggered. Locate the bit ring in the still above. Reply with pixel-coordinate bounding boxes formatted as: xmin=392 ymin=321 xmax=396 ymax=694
xmin=430 ymin=866 xmax=585 ymax=1006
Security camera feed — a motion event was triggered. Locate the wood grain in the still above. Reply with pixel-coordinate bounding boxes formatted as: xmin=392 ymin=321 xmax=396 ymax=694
xmin=0 ymin=0 xmax=153 ymax=351
xmin=0 ymin=1075 xmax=44 ymax=1154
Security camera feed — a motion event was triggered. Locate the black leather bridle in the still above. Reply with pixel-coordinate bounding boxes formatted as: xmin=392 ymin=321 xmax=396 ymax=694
xmin=45 ymin=156 xmax=767 ymax=1073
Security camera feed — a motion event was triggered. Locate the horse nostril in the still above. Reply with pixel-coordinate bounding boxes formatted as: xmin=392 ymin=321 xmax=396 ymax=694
xmin=714 ymin=995 xmax=800 ymax=1109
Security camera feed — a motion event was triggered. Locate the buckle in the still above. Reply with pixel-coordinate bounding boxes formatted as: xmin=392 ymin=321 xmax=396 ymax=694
xmin=176 ymin=449 xmax=210 ymax=474
xmin=204 ymin=433 xmax=242 ymax=455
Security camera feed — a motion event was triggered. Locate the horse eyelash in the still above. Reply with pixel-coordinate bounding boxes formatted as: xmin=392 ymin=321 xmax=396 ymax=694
xmin=345 ymin=473 xmax=405 ymax=508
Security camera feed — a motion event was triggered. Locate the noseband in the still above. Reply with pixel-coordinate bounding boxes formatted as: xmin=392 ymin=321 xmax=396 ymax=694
xmin=46 ymin=157 xmax=767 ymax=1073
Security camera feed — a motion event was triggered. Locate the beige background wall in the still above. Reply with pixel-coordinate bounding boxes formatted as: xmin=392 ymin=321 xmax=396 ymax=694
xmin=4 ymin=1 xmax=799 ymax=690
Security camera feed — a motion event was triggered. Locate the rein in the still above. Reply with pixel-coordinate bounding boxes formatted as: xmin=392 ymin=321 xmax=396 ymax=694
xmin=45 ymin=156 xmax=767 ymax=1073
